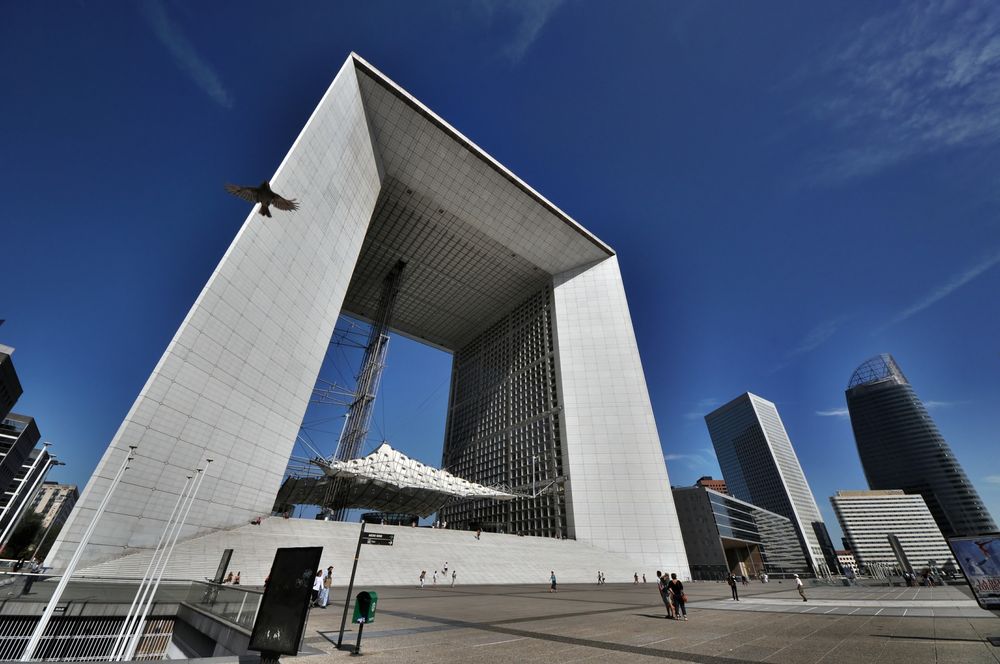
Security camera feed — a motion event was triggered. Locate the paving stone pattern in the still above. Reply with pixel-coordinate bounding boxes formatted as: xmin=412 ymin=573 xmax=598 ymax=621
xmin=295 ymin=581 xmax=1000 ymax=664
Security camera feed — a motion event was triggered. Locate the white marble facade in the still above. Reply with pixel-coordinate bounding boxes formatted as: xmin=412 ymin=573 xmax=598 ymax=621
xmin=553 ymin=257 xmax=690 ymax=575
xmin=50 ymin=54 xmax=690 ymax=577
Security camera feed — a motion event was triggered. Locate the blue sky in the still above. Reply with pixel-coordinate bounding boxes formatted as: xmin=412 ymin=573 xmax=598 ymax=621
xmin=3 ymin=1 xmax=999 ymax=542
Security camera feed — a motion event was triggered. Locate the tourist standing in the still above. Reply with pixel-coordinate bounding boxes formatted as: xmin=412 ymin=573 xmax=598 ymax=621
xmin=655 ymin=571 xmax=675 ymax=619
xmin=320 ymin=566 xmax=333 ymax=608
xmin=795 ymin=574 xmax=807 ymax=601
xmin=233 ymin=572 xmax=241 ymax=585
xmin=634 ymin=572 xmax=639 ymax=584
xmin=549 ymin=571 xmax=558 ymax=593
xmin=419 ymin=570 xmax=426 ymax=589
xmin=668 ymin=573 xmax=687 ymax=621
xmin=727 ymin=573 xmax=739 ymax=601
xmin=451 ymin=570 xmax=457 ymax=587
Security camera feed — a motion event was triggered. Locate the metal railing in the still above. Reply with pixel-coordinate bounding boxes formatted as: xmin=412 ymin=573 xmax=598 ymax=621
xmin=0 ymin=616 xmax=173 ymax=661
xmin=183 ymin=581 xmax=262 ymax=630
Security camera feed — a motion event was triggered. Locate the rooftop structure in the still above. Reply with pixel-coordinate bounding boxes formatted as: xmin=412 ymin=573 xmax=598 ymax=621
xmin=705 ymin=393 xmax=836 ymax=574
xmin=695 ymin=476 xmax=728 ymax=494
xmin=845 ymin=354 xmax=996 ymax=538
xmin=50 ymin=54 xmax=689 ymax=575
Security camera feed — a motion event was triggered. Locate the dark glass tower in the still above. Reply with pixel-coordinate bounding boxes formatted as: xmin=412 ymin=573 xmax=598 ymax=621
xmin=845 ymin=354 xmax=996 ymax=538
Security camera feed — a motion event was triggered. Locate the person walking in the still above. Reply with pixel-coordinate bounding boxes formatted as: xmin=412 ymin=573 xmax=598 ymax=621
xmin=655 ymin=571 xmax=675 ymax=619
xmin=597 ymin=571 xmax=602 ymax=585
xmin=320 ymin=566 xmax=333 ymax=608
xmin=642 ymin=573 xmax=647 ymax=583
xmin=433 ymin=570 xmax=438 ymax=585
xmin=795 ymin=574 xmax=807 ymax=601
xmin=549 ymin=571 xmax=558 ymax=593
xmin=727 ymin=573 xmax=739 ymax=601
xmin=419 ymin=570 xmax=426 ymax=589
xmin=311 ymin=570 xmax=323 ymax=607
xmin=634 ymin=572 xmax=639 ymax=584
xmin=668 ymin=573 xmax=687 ymax=621
xmin=451 ymin=570 xmax=457 ymax=587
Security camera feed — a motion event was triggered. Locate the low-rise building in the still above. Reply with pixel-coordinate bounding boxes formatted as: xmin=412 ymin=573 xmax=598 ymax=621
xmin=672 ymin=485 xmax=810 ymax=579
xmin=836 ymin=549 xmax=859 ymax=575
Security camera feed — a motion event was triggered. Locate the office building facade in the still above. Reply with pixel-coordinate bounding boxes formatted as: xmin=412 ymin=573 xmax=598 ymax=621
xmin=31 ymin=482 xmax=79 ymax=529
xmin=0 ymin=414 xmax=40 ymax=501
xmin=0 ymin=447 xmax=52 ymax=538
xmin=0 ymin=345 xmax=23 ymax=420
xmin=705 ymin=393 xmax=835 ymax=574
xmin=49 ymin=54 xmax=690 ymax=575
xmin=832 ymin=490 xmax=955 ymax=572
xmin=672 ymin=486 xmax=809 ymax=579
xmin=845 ymin=354 xmax=995 ymax=538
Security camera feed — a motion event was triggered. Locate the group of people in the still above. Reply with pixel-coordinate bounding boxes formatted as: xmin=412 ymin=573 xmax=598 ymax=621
xmin=311 ymin=566 xmax=335 ymax=608
xmin=655 ymin=571 xmax=687 ymax=620
xmin=726 ymin=572 xmax=806 ymax=602
xmin=222 ymin=571 xmax=241 ymax=585
xmin=418 ymin=562 xmax=457 ymax=588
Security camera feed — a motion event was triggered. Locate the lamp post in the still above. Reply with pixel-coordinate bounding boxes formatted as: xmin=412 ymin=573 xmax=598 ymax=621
xmin=0 ymin=445 xmax=55 ymax=549
xmin=121 ymin=459 xmax=212 ymax=661
xmin=20 ymin=446 xmax=136 ymax=662
xmin=109 ymin=473 xmax=195 ymax=660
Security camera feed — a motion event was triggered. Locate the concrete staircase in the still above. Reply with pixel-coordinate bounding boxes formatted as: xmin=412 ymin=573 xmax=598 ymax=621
xmin=77 ymin=518 xmax=658 ymax=586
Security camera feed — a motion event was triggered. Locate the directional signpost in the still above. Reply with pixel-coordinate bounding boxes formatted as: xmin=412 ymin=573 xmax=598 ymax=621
xmin=360 ymin=532 xmax=394 ymax=546
xmin=337 ymin=523 xmax=395 ymax=649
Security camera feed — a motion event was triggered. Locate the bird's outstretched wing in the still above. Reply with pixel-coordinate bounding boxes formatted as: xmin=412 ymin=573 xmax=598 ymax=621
xmin=225 ymin=184 xmax=259 ymax=203
xmin=272 ymin=195 xmax=299 ymax=212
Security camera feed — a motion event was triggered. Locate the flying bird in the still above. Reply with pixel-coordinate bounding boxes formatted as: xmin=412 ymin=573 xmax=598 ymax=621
xmin=225 ymin=181 xmax=299 ymax=217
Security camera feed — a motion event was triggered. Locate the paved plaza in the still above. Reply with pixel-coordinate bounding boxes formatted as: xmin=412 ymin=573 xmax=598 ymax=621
xmin=297 ymin=581 xmax=1000 ymax=664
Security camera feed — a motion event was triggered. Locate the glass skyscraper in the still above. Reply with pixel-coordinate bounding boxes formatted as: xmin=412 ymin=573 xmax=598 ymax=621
xmin=706 ymin=393 xmax=835 ymax=574
xmin=845 ymin=354 xmax=996 ymax=538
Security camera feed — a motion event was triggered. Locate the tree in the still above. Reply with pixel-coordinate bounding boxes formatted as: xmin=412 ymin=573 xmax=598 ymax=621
xmin=3 ymin=511 xmax=43 ymax=561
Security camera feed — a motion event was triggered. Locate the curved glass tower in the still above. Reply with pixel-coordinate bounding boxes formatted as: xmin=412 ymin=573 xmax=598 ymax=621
xmin=845 ymin=354 xmax=996 ymax=538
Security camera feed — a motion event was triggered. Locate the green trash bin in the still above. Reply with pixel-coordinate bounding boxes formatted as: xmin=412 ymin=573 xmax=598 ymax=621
xmin=352 ymin=591 xmax=378 ymax=624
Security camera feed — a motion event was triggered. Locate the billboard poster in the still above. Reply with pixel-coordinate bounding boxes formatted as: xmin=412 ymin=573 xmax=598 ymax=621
xmin=249 ymin=546 xmax=324 ymax=656
xmin=947 ymin=535 xmax=1000 ymax=611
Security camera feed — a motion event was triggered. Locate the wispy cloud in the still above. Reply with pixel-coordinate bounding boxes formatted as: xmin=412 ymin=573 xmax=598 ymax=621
xmin=684 ymin=398 xmax=720 ymax=420
xmin=804 ymin=1 xmax=1000 ymax=183
xmin=472 ymin=0 xmax=566 ymax=64
xmin=139 ymin=0 xmax=233 ymax=108
xmin=984 ymin=475 xmax=1000 ymax=486
xmin=923 ymin=400 xmax=957 ymax=410
xmin=816 ymin=407 xmax=850 ymax=418
xmin=664 ymin=448 xmax=717 ymax=470
xmin=770 ymin=315 xmax=849 ymax=374
xmin=880 ymin=249 xmax=1000 ymax=330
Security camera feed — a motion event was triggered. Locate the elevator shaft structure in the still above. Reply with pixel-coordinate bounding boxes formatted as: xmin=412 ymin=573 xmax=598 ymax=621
xmin=326 ymin=260 xmax=406 ymax=518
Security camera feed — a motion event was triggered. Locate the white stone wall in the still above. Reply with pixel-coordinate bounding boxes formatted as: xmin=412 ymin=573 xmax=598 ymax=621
xmin=551 ymin=256 xmax=690 ymax=577
xmin=47 ymin=59 xmax=383 ymax=569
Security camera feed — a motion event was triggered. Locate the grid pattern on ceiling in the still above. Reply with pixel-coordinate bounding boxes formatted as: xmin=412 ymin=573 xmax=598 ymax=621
xmin=354 ymin=69 xmax=611 ymax=276
xmin=439 ymin=287 xmax=567 ymax=538
xmin=341 ymin=178 xmax=551 ymax=350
